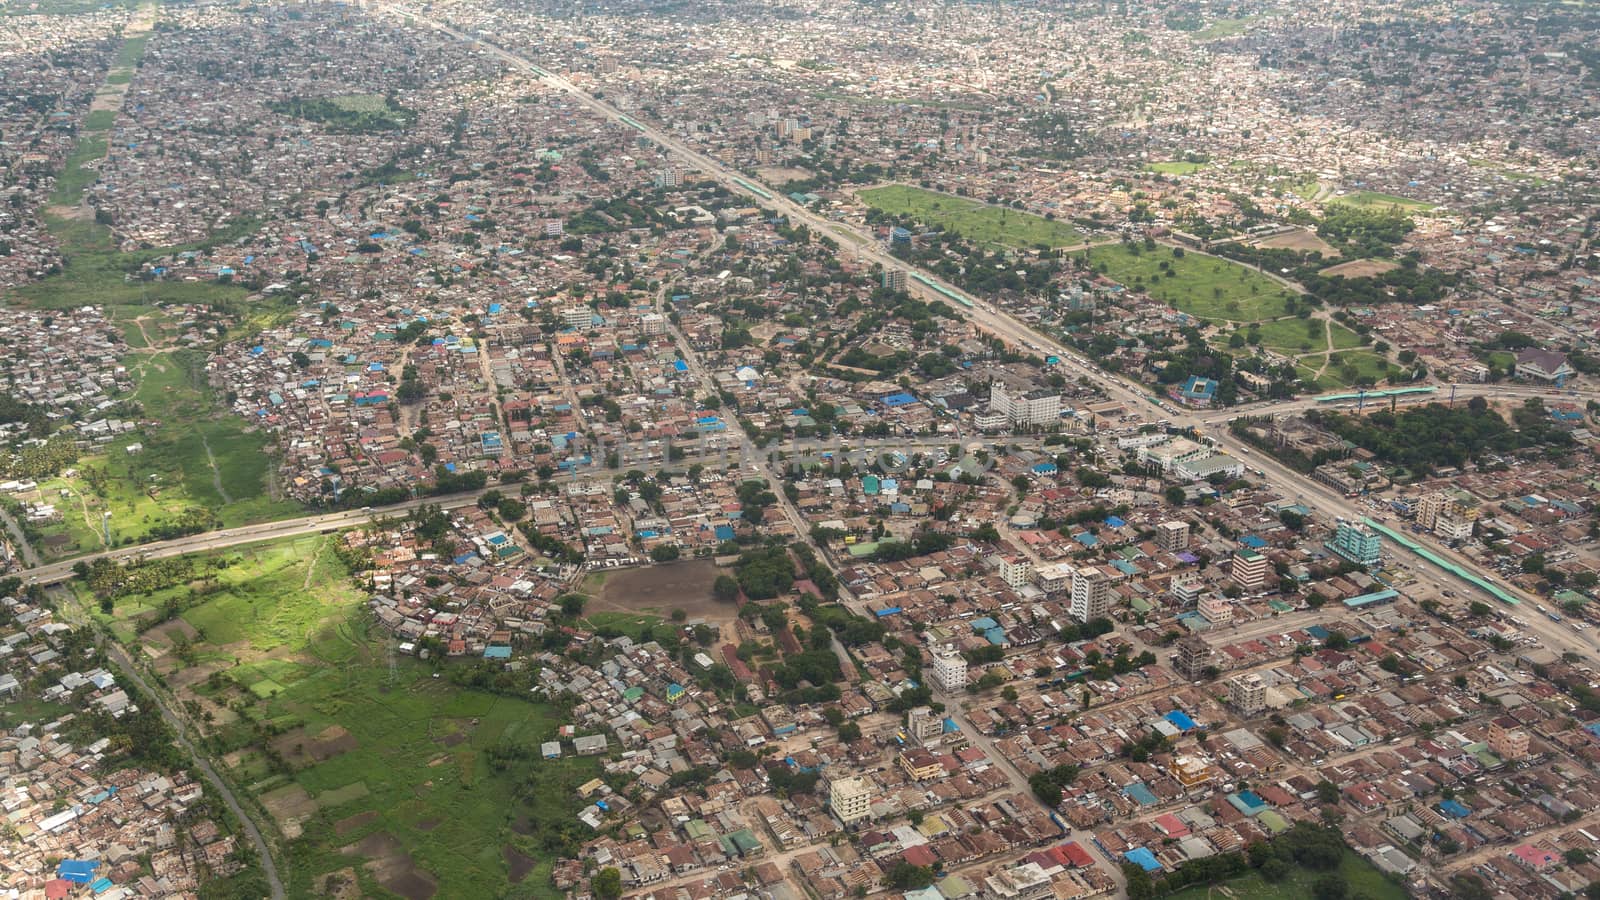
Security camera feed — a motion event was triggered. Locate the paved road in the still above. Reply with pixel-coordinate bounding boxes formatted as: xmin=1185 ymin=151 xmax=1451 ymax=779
xmin=100 ymin=639 xmax=287 ymax=899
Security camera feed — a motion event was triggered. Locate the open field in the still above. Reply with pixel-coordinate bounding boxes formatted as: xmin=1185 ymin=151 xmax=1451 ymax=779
xmin=26 ymin=348 xmax=295 ymax=560
xmin=94 ymin=537 xmax=593 ymax=899
xmin=1078 ymin=243 xmax=1296 ymax=322
xmin=1320 ymin=258 xmax=1400 ymax=279
xmin=1328 ymin=190 xmax=1435 ymax=212
xmin=1147 ymin=160 xmax=1208 ymax=175
xmin=1234 ymin=317 xmax=1325 ymax=354
xmin=1192 ymin=16 xmax=1256 ymax=39
xmin=1168 ymin=850 xmax=1406 ymax=900
xmin=860 ymin=184 xmax=1084 ymax=249
xmin=1249 ymin=227 xmax=1340 ymax=258
xmin=587 ymin=559 xmax=733 ymax=622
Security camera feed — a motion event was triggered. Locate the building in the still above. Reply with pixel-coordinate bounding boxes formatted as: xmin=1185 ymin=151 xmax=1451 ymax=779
xmin=828 ymin=776 xmax=872 ymax=825
xmin=1230 ymin=548 xmax=1269 ymax=590
xmin=1489 ymin=716 xmax=1530 ymax=762
xmin=1033 ymin=562 xmax=1074 ymax=595
xmin=1514 ymin=348 xmax=1574 ymax=384
xmin=655 ymin=167 xmax=682 ymax=189
xmin=638 ymin=312 xmax=668 ymax=336
xmin=1228 ymin=673 xmax=1266 ymax=716
xmin=1197 ymin=592 xmax=1232 ymax=626
xmin=1156 ymin=520 xmax=1189 ymax=553
xmin=1139 ymin=438 xmax=1212 ymax=475
xmin=907 ymin=706 xmax=943 ymax=744
xmin=1169 ymin=574 xmax=1203 ymax=605
xmin=998 ymin=556 xmax=1032 ymax=590
xmin=1435 ymin=509 xmax=1475 ymax=541
xmin=562 ymin=305 xmax=594 ymax=330
xmin=882 ymin=268 xmax=907 ymax=292
xmin=1170 ymin=755 xmax=1216 ymax=790
xmin=1173 ymin=452 xmax=1245 ymax=483
xmin=1415 ymin=492 xmax=1449 ymax=532
xmin=989 ymin=383 xmax=1061 ymax=428
xmin=898 ymin=750 xmax=943 ymax=781
xmin=1070 ymin=567 xmax=1113 ymax=623
xmin=931 ymin=646 xmax=967 ymax=692
xmin=1328 ymin=520 xmax=1382 ymax=568
xmin=1173 ymin=635 xmax=1213 ymax=680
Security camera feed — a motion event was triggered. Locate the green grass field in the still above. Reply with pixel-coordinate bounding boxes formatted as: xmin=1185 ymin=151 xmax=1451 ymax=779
xmin=1236 ymin=318 xmax=1325 ymax=354
xmin=1147 ymin=161 xmax=1209 ymax=175
xmin=1328 ymin=191 xmax=1435 ymax=212
xmin=93 ymin=537 xmax=594 ymax=899
xmin=83 ymin=108 xmax=117 ymax=131
xmin=1168 ymin=850 xmax=1406 ymax=900
xmin=860 ymin=184 xmax=1084 ymax=249
xmin=1192 ymin=16 xmax=1254 ymax=39
xmin=1078 ymin=244 xmax=1296 ymax=322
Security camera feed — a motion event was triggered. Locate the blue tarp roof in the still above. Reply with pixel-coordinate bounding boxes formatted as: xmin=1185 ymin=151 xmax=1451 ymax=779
xmin=714 ymin=525 xmax=736 ymax=541
xmin=483 ymin=646 xmax=512 ymax=659
xmin=1123 ymin=782 xmax=1159 ymax=806
xmin=1165 ymin=710 xmax=1197 ymax=732
xmin=1105 ymin=515 xmax=1126 ymax=528
xmin=881 ymin=392 xmax=917 ymax=407
xmin=1439 ymin=799 xmax=1470 ymax=818
xmin=875 ymin=607 xmax=902 ymax=617
xmin=1124 ymin=848 xmax=1162 ymax=872
xmin=58 ymin=861 xmax=99 ymax=883
xmin=1240 ymin=535 xmax=1267 ymax=549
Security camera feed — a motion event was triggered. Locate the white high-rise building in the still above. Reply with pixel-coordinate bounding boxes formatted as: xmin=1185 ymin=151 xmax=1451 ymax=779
xmin=998 ymin=556 xmax=1032 ymax=590
xmin=1071 ymin=567 xmax=1112 ymax=623
xmin=1156 ymin=521 xmax=1190 ymax=553
xmin=907 ymin=706 xmax=943 ymax=744
xmin=931 ymin=646 xmax=967 ymax=692
xmin=988 ymin=383 xmax=1061 ymax=427
xmin=1228 ymin=673 xmax=1266 ymax=715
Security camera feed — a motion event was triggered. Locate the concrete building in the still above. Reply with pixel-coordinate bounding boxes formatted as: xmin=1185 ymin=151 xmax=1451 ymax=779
xmin=638 ymin=312 xmax=668 ymax=336
xmin=898 ymin=749 xmax=943 ymax=781
xmin=1033 ymin=562 xmax=1074 ymax=595
xmin=1489 ymin=716 xmax=1530 ymax=762
xmin=1173 ymin=635 xmax=1213 ymax=680
xmin=1415 ymin=491 xmax=1449 ymax=532
xmin=1231 ymin=548 xmax=1269 ymax=590
xmin=1228 ymin=673 xmax=1266 ymax=715
xmin=907 ymin=705 xmax=942 ymax=744
xmin=1070 ymin=566 xmax=1112 ymax=623
xmin=998 ymin=555 xmax=1032 ymax=590
xmin=1514 ymin=348 xmax=1574 ymax=384
xmin=1139 ymin=437 xmax=1212 ymax=475
xmin=562 ymin=305 xmax=594 ymax=329
xmin=989 ymin=382 xmax=1060 ymax=427
xmin=1436 ymin=509 xmax=1475 ymax=541
xmin=1156 ymin=520 xmax=1190 ymax=553
xmin=1329 ymin=520 xmax=1382 ymax=568
xmin=828 ymin=776 xmax=872 ymax=825
xmin=882 ymin=268 xmax=907 ymax=292
xmin=1170 ymin=574 xmax=1203 ymax=605
xmin=931 ymin=646 xmax=967 ymax=692
xmin=1197 ymin=592 xmax=1232 ymax=626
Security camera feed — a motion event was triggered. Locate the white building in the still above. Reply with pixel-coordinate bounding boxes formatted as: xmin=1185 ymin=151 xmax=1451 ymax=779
xmin=998 ymin=556 xmax=1033 ymax=590
xmin=1197 ymin=592 xmax=1233 ymax=625
xmin=989 ymin=383 xmax=1061 ymax=427
xmin=1071 ymin=566 xmax=1113 ymax=623
xmin=1228 ymin=673 xmax=1266 ymax=716
xmin=828 ymin=776 xmax=872 ymax=825
xmin=931 ymin=646 xmax=968 ymax=692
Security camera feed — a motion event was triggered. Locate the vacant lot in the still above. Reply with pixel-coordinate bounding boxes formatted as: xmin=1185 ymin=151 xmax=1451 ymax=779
xmin=1320 ymin=258 xmax=1399 ymax=279
xmin=860 ymin=184 xmax=1084 ymax=249
xmin=1168 ymin=851 xmax=1405 ymax=900
xmin=1250 ymin=227 xmax=1340 ymax=258
xmin=1147 ymin=160 xmax=1208 ymax=175
xmin=589 ymin=559 xmax=735 ymax=623
xmin=1328 ymin=190 xmax=1435 ymax=212
xmin=96 ymin=536 xmax=593 ymax=899
xmin=1078 ymin=244 xmax=1296 ymax=322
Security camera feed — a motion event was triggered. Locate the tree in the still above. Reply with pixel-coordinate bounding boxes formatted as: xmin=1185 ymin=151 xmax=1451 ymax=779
xmin=1166 ymin=485 xmax=1187 ymax=506
xmin=712 ymin=575 xmax=741 ymax=603
xmin=883 ymin=862 xmax=934 ymax=890
xmin=559 ymin=594 xmax=587 ymax=617
xmin=1311 ymin=873 xmax=1347 ymax=900
xmin=593 ymin=867 xmax=622 ymax=900
xmin=650 ymin=544 xmax=681 ymax=563
xmin=1315 ymin=780 xmax=1340 ymax=805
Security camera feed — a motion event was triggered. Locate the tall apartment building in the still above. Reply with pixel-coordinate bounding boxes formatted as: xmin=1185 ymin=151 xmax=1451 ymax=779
xmin=1228 ymin=673 xmax=1266 ymax=715
xmin=561 ymin=305 xmax=594 ymax=330
xmin=1156 ymin=520 xmax=1190 ymax=553
xmin=1231 ymin=548 xmax=1269 ymax=590
xmin=638 ymin=312 xmax=668 ymax=336
xmin=828 ymin=776 xmax=871 ymax=825
xmin=1170 ymin=574 xmax=1204 ymax=605
xmin=1329 ymin=520 xmax=1382 ymax=568
xmin=1415 ymin=492 xmax=1449 ymax=532
xmin=1070 ymin=566 xmax=1113 ymax=623
xmin=882 ymin=268 xmax=907 ymax=292
xmin=931 ymin=646 xmax=967 ymax=692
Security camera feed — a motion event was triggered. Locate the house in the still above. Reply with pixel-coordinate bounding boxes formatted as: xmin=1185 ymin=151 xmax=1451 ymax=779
xmin=1514 ymin=348 xmax=1574 ymax=384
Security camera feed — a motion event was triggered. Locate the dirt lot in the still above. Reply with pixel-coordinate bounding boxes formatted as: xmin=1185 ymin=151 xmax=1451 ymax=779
xmin=272 ymin=724 xmax=359 ymax=767
xmin=261 ymin=783 xmax=318 ymax=839
xmin=504 ymin=845 xmax=536 ymax=883
xmin=1320 ymin=258 xmax=1399 ymax=278
xmin=590 ymin=560 xmax=737 ymax=623
xmin=755 ymin=165 xmax=815 ymax=184
xmin=344 ymin=834 xmax=437 ymax=900
xmin=1249 ymin=227 xmax=1341 ymax=257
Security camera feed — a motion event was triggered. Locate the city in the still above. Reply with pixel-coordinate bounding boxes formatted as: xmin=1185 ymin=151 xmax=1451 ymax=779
xmin=0 ymin=1 xmax=1598 ymax=899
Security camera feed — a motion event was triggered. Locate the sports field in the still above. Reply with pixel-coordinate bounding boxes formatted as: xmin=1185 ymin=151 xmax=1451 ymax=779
xmin=860 ymin=184 xmax=1084 ymax=249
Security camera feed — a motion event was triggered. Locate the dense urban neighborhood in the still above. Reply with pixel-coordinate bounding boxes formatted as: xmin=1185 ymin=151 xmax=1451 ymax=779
xmin=2 ymin=0 xmax=1600 ymax=899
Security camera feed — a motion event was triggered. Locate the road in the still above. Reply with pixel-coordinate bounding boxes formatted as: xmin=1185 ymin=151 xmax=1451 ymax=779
xmin=100 ymin=638 xmax=287 ymax=899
